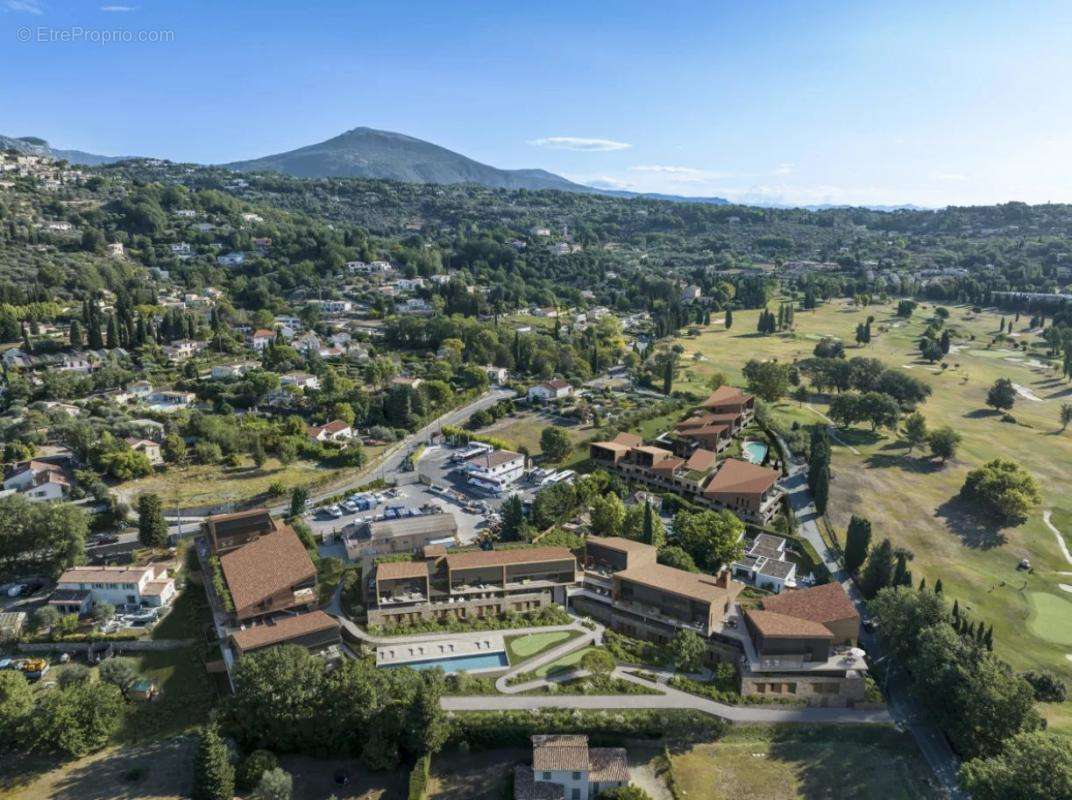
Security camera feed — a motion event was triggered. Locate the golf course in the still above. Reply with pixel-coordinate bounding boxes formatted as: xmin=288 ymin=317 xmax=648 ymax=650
xmin=672 ymin=297 xmax=1072 ymax=732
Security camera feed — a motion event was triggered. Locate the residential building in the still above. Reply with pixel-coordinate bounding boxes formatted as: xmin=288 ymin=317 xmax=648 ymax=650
xmin=528 ymin=379 xmax=573 ymax=403
xmin=485 ymin=365 xmax=509 ymax=384
xmin=229 ymin=610 xmax=341 ymax=658
xmin=738 ymin=583 xmax=868 ymax=704
xmin=218 ymin=252 xmax=246 ymax=267
xmin=219 ymin=525 xmax=317 ymax=622
xmin=344 ymin=513 xmax=459 ymax=561
xmin=307 ymin=419 xmax=353 ymax=443
xmin=463 ymin=449 xmax=525 ymax=493
xmin=700 ymin=459 xmax=783 ymax=525
xmin=515 ymin=735 xmax=629 ymax=800
xmin=699 ymin=385 xmax=755 ymax=429
xmin=146 ymin=390 xmax=197 ymax=413
xmin=125 ymin=437 xmax=163 ymax=466
xmin=2 ymin=460 xmax=70 ymax=502
xmin=203 ymin=508 xmax=279 ymax=555
xmin=51 ymin=564 xmax=176 ymax=615
xmin=250 ymin=328 xmax=275 ymax=351
xmin=163 ymin=339 xmax=203 ymax=362
xmin=280 ymin=371 xmax=320 ymax=390
xmin=367 ymin=546 xmax=576 ymax=627
xmin=731 ymin=533 xmax=797 ymax=593
xmin=211 ymin=361 xmax=257 ymax=380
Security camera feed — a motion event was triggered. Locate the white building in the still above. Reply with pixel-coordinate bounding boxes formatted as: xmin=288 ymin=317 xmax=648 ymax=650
xmin=464 ymin=449 xmax=525 ymax=494
xmin=51 ymin=565 xmax=176 ymax=615
xmin=280 ymin=371 xmax=320 ymax=390
xmin=307 ymin=419 xmax=354 ymax=443
xmin=528 ymin=379 xmax=573 ymax=403
xmin=125 ymin=437 xmax=163 ymax=466
xmin=218 ymin=252 xmax=246 ymax=267
xmin=2 ymin=461 xmax=70 ymax=502
xmin=211 ymin=362 xmax=257 ymax=380
xmin=250 ymin=329 xmax=275 ymax=351
xmin=515 ymin=735 xmax=629 ymax=800
xmin=485 ymin=365 xmax=509 ymax=384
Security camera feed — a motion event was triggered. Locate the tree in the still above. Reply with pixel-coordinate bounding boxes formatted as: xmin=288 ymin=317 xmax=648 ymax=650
xmin=860 ymin=537 xmax=896 ymax=597
xmin=540 ymin=426 xmax=572 ymax=462
xmin=928 ymin=426 xmax=962 ymax=463
xmin=960 ymin=459 xmax=1042 ymax=521
xmin=959 ymin=731 xmax=1072 ymax=800
xmin=859 ymin=391 xmax=901 ymax=431
xmin=500 ymin=494 xmax=529 ymax=541
xmin=192 ymin=724 xmax=236 ymax=800
xmin=986 ymin=378 xmax=1017 ymax=412
xmin=98 ymin=656 xmax=140 ymax=697
xmin=742 ymin=359 xmax=789 ymax=402
xmin=811 ymin=461 xmax=829 ymax=516
xmin=641 ymin=500 xmax=661 ymax=547
xmin=589 ymin=493 xmax=626 ymax=537
xmin=251 ymin=436 xmax=267 ymax=469
xmin=403 ymin=672 xmax=449 ymax=757
xmin=599 ymin=787 xmax=655 ymax=800
xmin=724 ymin=308 xmax=733 ymax=329
xmin=162 ymin=432 xmax=187 ymax=465
xmin=92 ymin=601 xmax=115 ymax=624
xmin=902 ymin=412 xmax=928 ymax=453
xmin=137 ymin=493 xmax=168 ymax=548
xmin=0 ymin=494 xmax=88 ymax=579
xmin=669 ymin=629 xmax=706 ymax=673
xmin=28 ymin=682 xmax=123 ymax=757
xmin=0 ymin=670 xmax=33 ymax=739
xmin=238 ymin=750 xmax=280 ymax=792
xmin=531 ymin=481 xmax=577 ymax=529
xmin=253 ymin=768 xmax=293 ymax=800
xmin=229 ymin=646 xmax=327 ymax=753
xmin=672 ymin=510 xmax=744 ymax=571
xmin=580 ymin=648 xmax=616 ymax=676
xmin=68 ymin=319 xmax=83 ymax=349
xmin=1061 ymin=403 xmax=1072 ymax=432
xmin=656 ymin=545 xmax=698 ymax=572
xmin=1021 ymin=670 xmax=1068 ymax=703
xmin=843 ymin=515 xmax=872 ymax=573
xmin=289 ymin=486 xmax=308 ymax=519
xmin=31 ymin=605 xmax=60 ymax=632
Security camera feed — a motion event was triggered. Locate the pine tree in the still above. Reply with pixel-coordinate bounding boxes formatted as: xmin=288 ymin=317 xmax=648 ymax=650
xmin=68 ymin=319 xmax=83 ymax=349
xmin=934 ymin=577 xmax=943 ymax=594
xmin=137 ymin=494 xmax=168 ymax=548
xmin=860 ymin=538 xmax=896 ymax=597
xmin=192 ymin=725 xmax=235 ymax=800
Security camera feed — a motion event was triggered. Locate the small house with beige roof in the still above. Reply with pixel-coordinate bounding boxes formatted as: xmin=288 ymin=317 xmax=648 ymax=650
xmin=515 ymin=735 xmax=629 ymax=800
xmin=51 ymin=564 xmax=175 ymax=615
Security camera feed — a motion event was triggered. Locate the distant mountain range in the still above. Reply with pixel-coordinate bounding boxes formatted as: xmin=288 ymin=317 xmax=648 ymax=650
xmin=0 ymin=127 xmax=731 ymax=203
xmin=0 ymin=135 xmax=131 ymax=166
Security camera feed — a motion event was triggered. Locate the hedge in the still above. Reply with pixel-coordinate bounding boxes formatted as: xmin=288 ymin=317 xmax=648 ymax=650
xmin=446 ymin=709 xmax=726 ymax=750
xmin=408 ymin=754 xmax=431 ymax=800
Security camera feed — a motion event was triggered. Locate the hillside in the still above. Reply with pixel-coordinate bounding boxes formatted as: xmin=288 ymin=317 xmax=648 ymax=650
xmin=0 ymin=134 xmax=129 ymax=166
xmin=224 ymin=126 xmax=599 ymax=192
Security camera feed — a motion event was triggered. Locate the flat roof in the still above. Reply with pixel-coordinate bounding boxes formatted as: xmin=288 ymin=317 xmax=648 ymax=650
xmin=376 ymin=561 xmax=430 ymax=581
xmin=587 ymin=535 xmax=657 ymax=556
xmin=367 ymin=514 xmax=458 ymax=539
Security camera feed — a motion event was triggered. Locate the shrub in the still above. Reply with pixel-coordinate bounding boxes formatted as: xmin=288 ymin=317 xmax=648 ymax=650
xmin=238 ymin=750 xmax=279 ymax=791
xmin=408 ymin=754 xmax=431 ymax=800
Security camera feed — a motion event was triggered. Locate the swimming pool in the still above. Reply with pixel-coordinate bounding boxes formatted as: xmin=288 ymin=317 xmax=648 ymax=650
xmin=742 ymin=440 xmax=768 ymax=464
xmin=387 ymin=651 xmax=508 ymax=673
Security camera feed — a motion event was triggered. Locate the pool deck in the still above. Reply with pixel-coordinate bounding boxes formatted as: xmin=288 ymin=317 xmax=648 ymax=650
xmin=376 ymin=632 xmax=507 ymax=667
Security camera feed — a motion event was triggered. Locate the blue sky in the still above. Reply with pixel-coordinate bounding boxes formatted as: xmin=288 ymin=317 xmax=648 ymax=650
xmin=2 ymin=0 xmax=1071 ymax=206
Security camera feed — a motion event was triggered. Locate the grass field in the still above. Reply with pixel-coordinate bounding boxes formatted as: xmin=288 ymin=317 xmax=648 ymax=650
xmin=476 ymin=410 xmax=591 ymax=459
xmin=116 ymin=448 xmax=384 ymax=509
xmin=670 ymin=725 xmax=939 ymax=800
xmin=505 ymin=630 xmax=580 ymax=664
xmin=535 ymin=645 xmax=597 ymax=677
xmin=673 ymin=299 xmax=1072 ymax=728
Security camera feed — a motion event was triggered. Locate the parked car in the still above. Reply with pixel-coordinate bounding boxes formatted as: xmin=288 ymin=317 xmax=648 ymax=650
xmin=326 ymin=505 xmax=344 ymax=519
xmin=342 ymin=500 xmax=358 ymax=513
xmin=5 ymin=584 xmax=27 ymax=598
xmin=93 ymin=533 xmax=120 ymax=545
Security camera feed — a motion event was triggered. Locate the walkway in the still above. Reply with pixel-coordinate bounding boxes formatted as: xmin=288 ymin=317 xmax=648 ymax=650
xmin=1043 ymin=510 xmax=1072 ymax=566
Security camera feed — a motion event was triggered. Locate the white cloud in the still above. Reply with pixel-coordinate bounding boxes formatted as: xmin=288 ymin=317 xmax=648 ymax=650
xmin=630 ymin=164 xmax=730 ymax=183
xmin=772 ymin=163 xmax=794 ymax=176
xmin=101 ymin=4 xmax=137 ymax=10
xmin=528 ymin=136 xmax=632 ymax=152
xmin=933 ymin=172 xmax=968 ymax=182
xmin=5 ymin=0 xmax=43 ymax=14
xmin=584 ymin=176 xmax=635 ymax=190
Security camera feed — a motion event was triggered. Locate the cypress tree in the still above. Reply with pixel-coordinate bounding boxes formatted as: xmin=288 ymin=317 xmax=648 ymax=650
xmin=843 ymin=515 xmax=872 ymax=573
xmin=106 ymin=314 xmax=119 ymax=349
xmin=952 ymin=598 xmax=960 ymax=620
xmin=725 ymin=308 xmax=733 ymax=329
xmin=934 ymin=577 xmax=943 ymax=594
xmin=642 ymin=500 xmax=654 ymax=545
xmin=192 ymin=725 xmax=235 ymax=800
xmin=918 ymin=576 xmax=927 ymax=591
xmin=812 ymin=462 xmax=829 ymax=516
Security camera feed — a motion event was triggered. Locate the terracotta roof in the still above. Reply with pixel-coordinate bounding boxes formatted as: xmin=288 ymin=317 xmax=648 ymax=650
xmin=591 ymin=440 xmax=633 ymax=453
xmin=141 ymin=579 xmax=173 ymax=596
xmin=230 ymin=611 xmax=339 ymax=653
xmin=220 ymin=527 xmax=316 ymax=614
xmin=542 ymin=379 xmax=571 ymax=390
xmin=376 ymin=561 xmax=430 ymax=581
xmin=634 ymin=445 xmax=674 ymax=459
xmin=467 ymin=449 xmax=522 ymax=469
xmin=650 ymin=457 xmax=684 ymax=475
xmin=759 ymin=582 xmax=859 ymax=626
xmin=532 ymin=735 xmax=590 ymax=771
xmin=701 ymin=385 xmax=751 ymax=408
xmin=446 ymin=546 xmax=575 ymax=571
xmin=684 ymin=448 xmax=718 ymax=473
xmin=204 ymin=508 xmax=278 ymax=542
xmin=587 ymin=535 xmax=656 ymax=556
xmin=612 ymin=432 xmax=643 ymax=448
xmin=422 ymin=544 xmax=448 ymax=558
xmin=703 ymin=458 xmax=780 ymax=498
xmin=615 ymin=562 xmax=740 ymax=606
xmin=745 ymin=609 xmax=833 ymax=639
xmin=252 ymin=328 xmax=275 ymax=338
xmin=513 ymin=766 xmax=565 ymax=800
xmin=588 ymin=748 xmax=630 ymax=782
xmin=58 ymin=565 xmax=156 ymax=585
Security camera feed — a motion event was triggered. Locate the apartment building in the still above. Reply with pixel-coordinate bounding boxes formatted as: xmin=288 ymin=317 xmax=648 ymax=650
xmin=229 ymin=609 xmax=340 ymax=658
xmin=367 ymin=546 xmax=576 ymax=627
xmin=203 ymin=508 xmax=279 ymax=555
xmin=699 ymin=385 xmax=755 ymax=430
xmin=463 ymin=449 xmax=526 ymax=493
xmin=219 ymin=525 xmax=317 ymax=622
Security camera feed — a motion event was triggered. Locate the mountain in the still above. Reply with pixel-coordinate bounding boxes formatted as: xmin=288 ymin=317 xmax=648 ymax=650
xmin=0 ymin=135 xmax=130 ymax=166
xmin=224 ymin=127 xmax=601 ymax=192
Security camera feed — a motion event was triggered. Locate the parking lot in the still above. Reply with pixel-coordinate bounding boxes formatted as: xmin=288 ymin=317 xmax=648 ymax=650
xmin=305 ymin=443 xmax=550 ymax=554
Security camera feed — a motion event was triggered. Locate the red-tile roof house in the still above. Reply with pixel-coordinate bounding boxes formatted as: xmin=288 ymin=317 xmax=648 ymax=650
xmin=702 ymin=458 xmax=783 ymax=525
xmin=219 ymin=526 xmax=317 ymax=621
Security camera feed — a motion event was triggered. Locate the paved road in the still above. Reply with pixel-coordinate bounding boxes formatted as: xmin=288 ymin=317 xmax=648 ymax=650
xmin=776 ymin=435 xmax=967 ymax=798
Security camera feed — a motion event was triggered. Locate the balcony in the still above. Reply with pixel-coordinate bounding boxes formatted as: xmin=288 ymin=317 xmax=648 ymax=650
xmin=613 ymin=597 xmax=708 ymax=635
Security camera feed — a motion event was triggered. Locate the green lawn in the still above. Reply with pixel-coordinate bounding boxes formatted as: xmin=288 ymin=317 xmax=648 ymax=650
xmin=116 ymin=449 xmax=385 ymax=509
xmin=675 ymin=299 xmax=1072 ymax=730
xmin=476 ymin=411 xmax=591 ymax=459
xmin=1027 ymin=592 xmax=1072 ymax=647
xmin=504 ymin=630 xmax=579 ymax=664
xmin=535 ymin=645 xmax=597 ymax=678
xmin=670 ymin=725 xmax=940 ymax=800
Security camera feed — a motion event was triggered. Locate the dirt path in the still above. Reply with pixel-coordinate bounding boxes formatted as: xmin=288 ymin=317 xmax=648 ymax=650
xmin=1043 ymin=510 xmax=1072 ymax=566
xmin=803 ymin=404 xmax=861 ymax=454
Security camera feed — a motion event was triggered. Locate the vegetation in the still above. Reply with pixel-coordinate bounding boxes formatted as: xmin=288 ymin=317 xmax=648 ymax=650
xmin=191 ymin=725 xmax=235 ymax=800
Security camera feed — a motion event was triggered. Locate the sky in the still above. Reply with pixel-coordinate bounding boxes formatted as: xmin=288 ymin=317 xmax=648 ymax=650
xmin=2 ymin=0 xmax=1071 ymax=207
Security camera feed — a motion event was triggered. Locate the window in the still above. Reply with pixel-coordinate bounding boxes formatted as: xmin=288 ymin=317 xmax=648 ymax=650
xmin=571 ymin=790 xmax=580 ymax=800
xmin=787 ymin=683 xmax=797 ymax=694
xmin=572 ymin=771 xmax=582 ymax=780
xmin=542 ymin=772 xmax=551 ymax=781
